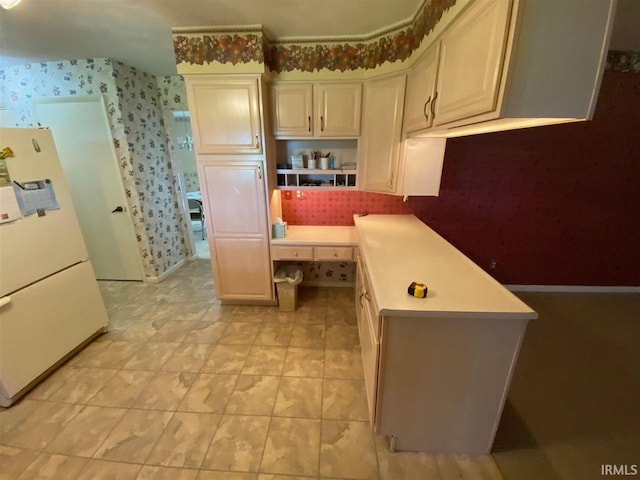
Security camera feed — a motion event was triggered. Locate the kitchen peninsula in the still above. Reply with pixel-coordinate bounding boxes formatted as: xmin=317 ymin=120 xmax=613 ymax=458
xmin=353 ymin=215 xmax=537 ymax=454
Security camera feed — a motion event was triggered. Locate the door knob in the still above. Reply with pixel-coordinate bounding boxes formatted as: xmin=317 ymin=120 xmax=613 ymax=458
xmin=111 ymin=206 xmax=124 ymax=213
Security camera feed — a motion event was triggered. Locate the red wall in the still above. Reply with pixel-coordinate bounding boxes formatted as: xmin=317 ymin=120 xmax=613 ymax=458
xmin=281 ymin=72 xmax=640 ymax=286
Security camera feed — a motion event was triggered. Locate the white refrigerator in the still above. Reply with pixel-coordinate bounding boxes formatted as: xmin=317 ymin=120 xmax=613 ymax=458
xmin=0 ymin=127 xmax=109 ymax=407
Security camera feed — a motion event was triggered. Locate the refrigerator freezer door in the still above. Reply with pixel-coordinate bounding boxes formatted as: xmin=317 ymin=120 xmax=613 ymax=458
xmin=0 ymin=128 xmax=90 ymax=297
xmin=0 ymin=260 xmax=108 ymax=406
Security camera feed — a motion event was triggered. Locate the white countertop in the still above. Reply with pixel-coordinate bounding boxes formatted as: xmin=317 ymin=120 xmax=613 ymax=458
xmin=355 ymin=215 xmax=537 ymax=320
xmin=271 ymin=225 xmax=358 ymax=246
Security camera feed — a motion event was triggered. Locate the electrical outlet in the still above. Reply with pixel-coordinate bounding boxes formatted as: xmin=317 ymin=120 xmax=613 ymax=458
xmin=489 ymin=261 xmax=497 ymax=270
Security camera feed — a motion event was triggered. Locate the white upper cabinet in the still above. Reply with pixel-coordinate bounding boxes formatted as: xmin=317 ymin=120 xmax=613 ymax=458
xmin=433 ymin=0 xmax=511 ymax=127
xmin=314 ymin=83 xmax=362 ymax=137
xmin=272 ymin=82 xmax=362 ymax=138
xmin=361 ymin=74 xmax=447 ymax=197
xmin=404 ymin=43 xmax=440 ymax=133
xmin=272 ymin=83 xmax=313 ymax=137
xmin=186 ymin=76 xmax=263 ymax=155
xmin=404 ymin=0 xmax=616 ymax=137
xmin=360 ymin=75 xmax=406 ymax=194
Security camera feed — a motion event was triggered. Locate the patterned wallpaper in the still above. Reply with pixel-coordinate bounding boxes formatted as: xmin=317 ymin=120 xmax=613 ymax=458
xmin=281 ymin=71 xmax=640 ymax=286
xmin=183 ymin=172 xmax=200 ymax=192
xmin=173 ymin=0 xmax=457 ymax=72
xmin=607 ymin=50 xmax=640 ymax=73
xmin=0 ymin=59 xmax=188 ymax=278
xmin=112 ymin=63 xmax=188 ymax=272
xmin=279 ymin=261 xmax=356 ymax=286
xmin=157 ymin=75 xmax=189 ymax=111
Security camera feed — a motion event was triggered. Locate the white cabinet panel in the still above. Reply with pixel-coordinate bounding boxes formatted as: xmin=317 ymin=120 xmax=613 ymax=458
xmin=186 ymin=77 xmax=262 ymax=154
xmin=201 ymin=162 xmax=266 ymax=236
xmin=199 ymin=161 xmax=273 ymax=302
xmin=404 ymin=43 xmax=440 ymax=133
xmin=213 ymin=237 xmax=273 ymax=301
xmin=360 ymin=74 xmax=406 ymax=194
xmin=271 ymin=245 xmax=314 ymax=261
xmin=434 ymin=0 xmax=512 ymax=126
xmin=314 ymin=83 xmax=362 ymax=137
xmin=315 ymin=246 xmax=353 ymax=262
xmin=272 ymin=84 xmax=313 ymax=137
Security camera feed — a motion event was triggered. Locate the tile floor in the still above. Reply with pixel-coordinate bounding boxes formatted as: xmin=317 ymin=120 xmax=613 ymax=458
xmin=0 ymin=260 xmax=502 ymax=480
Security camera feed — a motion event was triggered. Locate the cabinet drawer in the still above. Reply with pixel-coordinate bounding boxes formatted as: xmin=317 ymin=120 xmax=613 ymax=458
xmin=315 ymin=246 xmax=354 ymax=262
xmin=271 ymin=245 xmax=314 ymax=261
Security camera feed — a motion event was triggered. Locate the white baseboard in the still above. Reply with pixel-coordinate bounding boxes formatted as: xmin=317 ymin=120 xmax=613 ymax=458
xmin=506 ymin=285 xmax=640 ymax=293
xmin=144 ymin=258 xmax=186 ymax=283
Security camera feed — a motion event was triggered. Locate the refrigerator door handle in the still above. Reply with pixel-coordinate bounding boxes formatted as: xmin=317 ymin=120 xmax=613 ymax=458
xmin=0 ymin=296 xmax=11 ymax=309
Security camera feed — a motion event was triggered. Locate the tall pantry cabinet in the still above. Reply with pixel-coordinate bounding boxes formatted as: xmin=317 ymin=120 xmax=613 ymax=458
xmin=185 ymin=75 xmax=275 ymax=303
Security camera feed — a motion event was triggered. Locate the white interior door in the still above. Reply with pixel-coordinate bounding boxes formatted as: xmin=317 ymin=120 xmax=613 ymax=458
xmin=35 ymin=96 xmax=143 ymax=280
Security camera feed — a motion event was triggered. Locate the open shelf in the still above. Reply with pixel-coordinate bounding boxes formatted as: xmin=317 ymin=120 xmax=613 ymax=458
xmin=276 ymin=169 xmax=358 ymax=190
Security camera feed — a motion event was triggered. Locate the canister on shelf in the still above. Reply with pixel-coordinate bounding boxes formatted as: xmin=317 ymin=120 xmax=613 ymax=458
xmin=291 ymin=155 xmax=304 ymax=169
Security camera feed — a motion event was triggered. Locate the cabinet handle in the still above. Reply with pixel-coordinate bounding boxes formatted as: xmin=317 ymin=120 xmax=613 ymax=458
xmin=257 ymin=164 xmax=263 ymax=179
xmin=320 ymin=115 xmax=324 ymax=132
xmin=430 ymin=91 xmax=438 ymax=120
xmin=364 ymin=291 xmax=371 ymax=302
xmin=293 ymin=251 xmax=298 ymax=257
xmin=423 ymin=95 xmax=431 ymax=122
xmin=255 ymin=135 xmax=260 ymax=149
xmin=308 ymin=116 xmax=311 ymax=132
xmin=389 ymin=171 xmax=395 ymax=189
xmin=359 ymin=292 xmax=365 ymax=308
xmin=333 ymin=252 xmax=339 ymax=257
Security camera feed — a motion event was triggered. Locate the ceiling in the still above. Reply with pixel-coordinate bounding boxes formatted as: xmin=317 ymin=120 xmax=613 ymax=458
xmin=1 ymin=0 xmax=639 ymax=77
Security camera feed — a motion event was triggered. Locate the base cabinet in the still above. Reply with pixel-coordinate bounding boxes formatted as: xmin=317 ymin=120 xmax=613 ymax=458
xmin=356 ymin=257 xmax=380 ymax=425
xmin=199 ymin=161 xmax=274 ymax=303
xmin=357 ymin=253 xmax=529 ymax=454
xmin=213 ymin=237 xmax=274 ymax=301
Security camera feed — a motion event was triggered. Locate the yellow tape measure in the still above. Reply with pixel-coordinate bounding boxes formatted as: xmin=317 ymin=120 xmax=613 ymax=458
xmin=407 ymin=281 xmax=428 ymax=298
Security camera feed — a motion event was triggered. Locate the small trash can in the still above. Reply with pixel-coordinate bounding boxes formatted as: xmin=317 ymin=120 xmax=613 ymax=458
xmin=274 ymin=265 xmax=303 ymax=312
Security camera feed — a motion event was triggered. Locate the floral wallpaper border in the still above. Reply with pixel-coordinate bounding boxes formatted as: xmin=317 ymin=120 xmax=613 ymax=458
xmin=173 ymin=32 xmax=264 ymax=67
xmin=172 ymin=0 xmax=457 ymax=72
xmin=606 ymin=50 xmax=640 ymax=73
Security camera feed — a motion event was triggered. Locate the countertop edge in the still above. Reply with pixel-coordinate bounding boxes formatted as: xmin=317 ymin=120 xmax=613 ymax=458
xmin=355 ymin=214 xmax=537 ymax=318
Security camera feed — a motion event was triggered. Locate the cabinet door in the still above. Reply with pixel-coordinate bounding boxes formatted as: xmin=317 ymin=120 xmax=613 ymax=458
xmin=356 ymin=257 xmax=380 ymax=425
xmin=186 ymin=77 xmax=263 ymax=154
xmin=360 ymin=75 xmax=406 ymax=194
xmin=213 ymin=238 xmax=274 ymax=300
xmin=433 ymin=0 xmax=512 ymax=126
xmin=314 ymin=83 xmax=362 ymax=137
xmin=403 ymin=43 xmax=440 ymax=133
xmin=272 ymin=84 xmax=313 ymax=137
xmin=199 ymin=162 xmax=273 ymax=301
